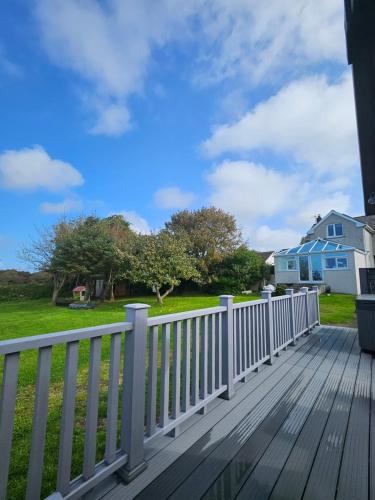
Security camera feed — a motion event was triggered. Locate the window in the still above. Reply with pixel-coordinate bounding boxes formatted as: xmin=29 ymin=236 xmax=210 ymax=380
xmin=324 ymin=255 xmax=348 ymax=270
xmin=327 ymin=223 xmax=343 ymax=237
xmin=278 ymin=257 xmax=297 ymax=271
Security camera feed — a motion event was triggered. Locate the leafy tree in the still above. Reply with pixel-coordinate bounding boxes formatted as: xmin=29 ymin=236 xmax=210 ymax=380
xmin=100 ymin=215 xmax=134 ymax=301
xmin=165 ymin=207 xmax=242 ymax=284
xmin=213 ymin=246 xmax=266 ymax=294
xmin=125 ymin=231 xmax=199 ymax=304
xmin=21 ymin=216 xmax=120 ymax=304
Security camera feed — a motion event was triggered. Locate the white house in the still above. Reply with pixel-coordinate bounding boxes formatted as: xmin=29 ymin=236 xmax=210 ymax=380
xmin=274 ymin=210 xmax=375 ymax=294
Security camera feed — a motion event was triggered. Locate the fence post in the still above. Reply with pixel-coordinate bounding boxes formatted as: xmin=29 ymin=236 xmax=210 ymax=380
xmin=300 ymin=287 xmax=310 ymax=334
xmin=261 ymin=291 xmax=274 ymax=365
xmin=219 ymin=295 xmax=235 ymax=400
xmin=285 ymin=289 xmax=296 ymax=345
xmin=118 ymin=303 xmax=150 ymax=483
xmin=312 ymin=285 xmax=320 ymax=325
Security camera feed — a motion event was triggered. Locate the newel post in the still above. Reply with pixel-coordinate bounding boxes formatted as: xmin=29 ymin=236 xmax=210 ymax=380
xmin=300 ymin=287 xmax=310 ymax=334
xmin=286 ymin=289 xmax=296 ymax=345
xmin=312 ymin=285 xmax=320 ymax=325
xmin=261 ymin=291 xmax=274 ymax=365
xmin=118 ymin=304 xmax=150 ymax=483
xmin=219 ymin=295 xmax=235 ymax=400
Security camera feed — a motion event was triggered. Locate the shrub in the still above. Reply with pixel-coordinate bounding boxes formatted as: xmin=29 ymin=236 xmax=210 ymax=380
xmin=273 ymin=284 xmax=287 ymax=296
xmin=0 ymin=282 xmax=54 ymax=301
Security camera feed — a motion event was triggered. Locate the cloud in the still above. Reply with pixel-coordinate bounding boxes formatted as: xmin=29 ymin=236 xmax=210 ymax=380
xmin=35 ymin=0 xmax=199 ymax=136
xmin=40 ymin=197 xmax=83 ymax=214
xmin=119 ymin=211 xmax=150 ymax=234
xmin=154 ymin=187 xmax=195 ymax=209
xmin=202 ymin=72 xmax=358 ymax=174
xmin=0 ymin=46 xmax=22 ymax=78
xmin=194 ymin=0 xmax=345 ymax=87
xmin=207 ymin=160 xmax=300 ymax=221
xmin=250 ymin=225 xmax=301 ymax=251
xmin=0 ymin=146 xmax=84 ymax=192
xmin=35 ymin=1 xmax=346 ymax=135
xmin=287 ymin=192 xmax=351 ymax=227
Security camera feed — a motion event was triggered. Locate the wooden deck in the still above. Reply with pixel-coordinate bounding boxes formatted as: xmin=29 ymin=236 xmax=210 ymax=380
xmin=100 ymin=325 xmax=374 ymax=500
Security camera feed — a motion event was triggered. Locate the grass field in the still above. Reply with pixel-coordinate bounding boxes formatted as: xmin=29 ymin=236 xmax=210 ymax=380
xmin=0 ymin=293 xmax=356 ymax=498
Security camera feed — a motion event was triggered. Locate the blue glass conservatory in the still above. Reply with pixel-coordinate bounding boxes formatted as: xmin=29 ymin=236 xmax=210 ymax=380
xmin=274 ymin=238 xmax=366 ymax=294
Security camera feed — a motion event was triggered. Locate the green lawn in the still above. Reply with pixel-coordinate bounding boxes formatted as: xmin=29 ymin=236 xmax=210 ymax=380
xmin=319 ymin=293 xmax=356 ymax=327
xmin=0 ymin=292 xmax=356 ymax=498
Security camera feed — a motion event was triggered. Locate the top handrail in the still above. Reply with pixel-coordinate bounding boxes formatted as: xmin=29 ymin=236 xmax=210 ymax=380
xmin=0 ymin=321 xmax=132 ymax=355
xmin=232 ymin=298 xmax=266 ymax=309
xmin=147 ymin=305 xmax=226 ymax=326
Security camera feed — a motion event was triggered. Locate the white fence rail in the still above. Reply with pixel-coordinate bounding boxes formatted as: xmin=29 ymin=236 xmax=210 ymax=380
xmin=0 ymin=288 xmax=319 ymax=500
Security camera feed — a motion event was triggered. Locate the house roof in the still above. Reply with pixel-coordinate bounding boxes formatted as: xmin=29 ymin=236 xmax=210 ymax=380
xmin=274 ymin=238 xmax=356 ymax=256
xmin=73 ymin=286 xmax=86 ymax=292
xmin=257 ymin=251 xmax=274 ymax=261
xmin=354 ymin=215 xmax=375 ymax=230
xmin=306 ymin=210 xmax=365 ymax=235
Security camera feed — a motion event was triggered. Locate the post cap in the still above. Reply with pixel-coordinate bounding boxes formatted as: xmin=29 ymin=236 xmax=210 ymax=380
xmin=285 ymin=288 xmax=294 ymax=295
xmin=219 ymin=295 xmax=235 ymax=298
xmin=124 ymin=303 xmax=151 ymax=310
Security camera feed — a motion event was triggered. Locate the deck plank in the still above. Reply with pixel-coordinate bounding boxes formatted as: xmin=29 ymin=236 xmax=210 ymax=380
xmin=104 ymin=332 xmax=316 ymax=500
xmin=138 ymin=328 xmax=338 ymax=499
xmin=100 ymin=327 xmax=371 ymax=500
xmin=336 ymin=351 xmax=372 ymax=500
xmin=270 ymin=328 xmax=359 ymax=500
xmin=302 ymin=333 xmax=361 ymax=500
xmin=231 ymin=329 xmax=354 ymax=500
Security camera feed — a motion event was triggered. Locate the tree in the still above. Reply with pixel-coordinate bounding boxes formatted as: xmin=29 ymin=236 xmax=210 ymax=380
xmin=165 ymin=207 xmax=242 ymax=284
xmin=213 ymin=246 xmax=266 ymax=294
xmin=100 ymin=215 xmax=134 ymax=301
xmin=20 ymin=216 xmax=120 ymax=304
xmin=125 ymin=231 xmax=199 ymax=304
xmin=20 ymin=223 xmax=74 ymax=304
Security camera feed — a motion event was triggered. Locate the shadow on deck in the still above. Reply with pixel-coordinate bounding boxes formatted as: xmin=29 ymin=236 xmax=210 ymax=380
xmin=98 ymin=325 xmax=373 ymax=500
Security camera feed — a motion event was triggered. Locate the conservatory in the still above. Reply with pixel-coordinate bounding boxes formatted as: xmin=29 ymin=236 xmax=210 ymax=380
xmin=274 ymin=238 xmax=367 ymax=294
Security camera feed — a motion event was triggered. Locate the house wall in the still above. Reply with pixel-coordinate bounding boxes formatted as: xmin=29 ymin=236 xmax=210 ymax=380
xmin=308 ymin=213 xmax=367 ymax=250
xmin=323 ymin=251 xmax=358 ymax=295
xmin=363 ymin=229 xmax=375 ymax=267
xmin=275 ymin=250 xmax=363 ymax=295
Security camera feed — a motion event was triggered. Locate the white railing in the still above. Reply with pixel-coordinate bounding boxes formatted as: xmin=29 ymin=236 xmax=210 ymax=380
xmin=0 ymin=287 xmax=320 ymax=500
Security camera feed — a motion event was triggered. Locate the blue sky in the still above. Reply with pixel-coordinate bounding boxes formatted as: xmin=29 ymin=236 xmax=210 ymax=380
xmin=0 ymin=0 xmax=364 ymax=270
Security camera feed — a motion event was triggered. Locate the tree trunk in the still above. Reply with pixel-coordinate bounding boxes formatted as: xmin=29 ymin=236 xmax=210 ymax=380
xmin=52 ymin=273 xmax=66 ymax=305
xmin=155 ymin=288 xmax=163 ymax=305
xmin=109 ymin=283 xmax=115 ymax=302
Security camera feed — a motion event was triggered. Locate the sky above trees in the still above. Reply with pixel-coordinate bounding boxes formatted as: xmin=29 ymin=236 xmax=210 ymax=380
xmin=0 ymin=0 xmax=363 ymax=269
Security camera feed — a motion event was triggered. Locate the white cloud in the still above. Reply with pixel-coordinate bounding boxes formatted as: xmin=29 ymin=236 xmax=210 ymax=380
xmin=40 ymin=197 xmax=83 ymax=214
xmin=90 ymin=103 xmax=131 ymax=136
xmin=207 ymin=160 xmax=300 ymax=221
xmin=287 ymin=192 xmax=351 ymax=227
xmin=119 ymin=211 xmax=150 ymax=234
xmin=202 ymin=72 xmax=358 ymax=175
xmin=194 ymin=0 xmax=345 ymax=86
xmin=251 ymin=225 xmax=301 ymax=252
xmin=35 ymin=1 xmax=346 ymax=135
xmin=35 ymin=0 xmax=200 ymax=135
xmin=0 ymin=146 xmax=84 ymax=192
xmin=0 ymin=46 xmax=22 ymax=78
xmin=154 ymin=187 xmax=195 ymax=209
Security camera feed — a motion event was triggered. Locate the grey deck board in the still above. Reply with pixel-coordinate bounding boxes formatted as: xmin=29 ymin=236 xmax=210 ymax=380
xmin=232 ymin=329 xmax=354 ymax=500
xmin=269 ymin=329 xmax=357 ymax=500
xmin=104 ymin=333 xmax=314 ymax=500
xmin=168 ymin=328 xmax=342 ymax=500
xmin=302 ymin=333 xmax=361 ymax=500
xmin=336 ymin=351 xmax=372 ymax=500
xmin=135 ymin=328 xmax=336 ymax=499
xmin=101 ymin=327 xmax=373 ymax=500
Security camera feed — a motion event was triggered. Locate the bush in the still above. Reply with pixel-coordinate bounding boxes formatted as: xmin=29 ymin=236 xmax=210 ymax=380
xmin=0 ymin=282 xmax=54 ymax=301
xmin=273 ymin=284 xmax=287 ymax=296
